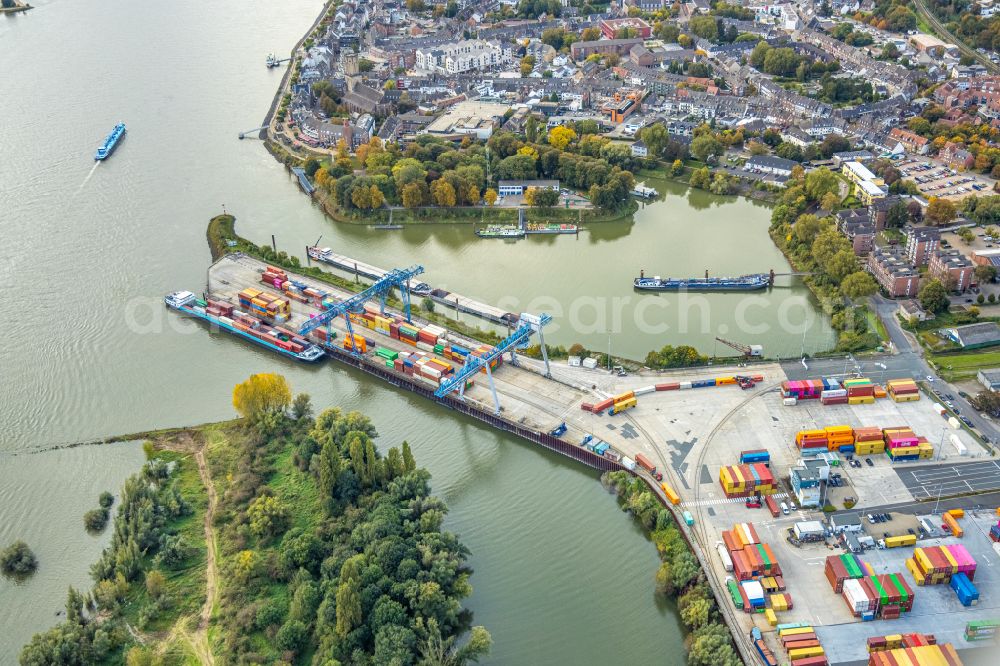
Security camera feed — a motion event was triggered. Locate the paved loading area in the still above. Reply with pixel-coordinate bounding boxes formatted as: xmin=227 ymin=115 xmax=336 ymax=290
xmin=813 ymin=514 xmax=1000 ymax=665
xmin=896 ymin=460 xmax=1000 ymax=500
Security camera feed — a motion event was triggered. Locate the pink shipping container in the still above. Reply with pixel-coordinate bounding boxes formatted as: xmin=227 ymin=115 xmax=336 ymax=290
xmin=945 ymin=544 xmax=977 ymax=577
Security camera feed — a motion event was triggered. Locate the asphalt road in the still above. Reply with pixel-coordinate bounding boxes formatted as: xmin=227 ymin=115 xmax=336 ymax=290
xmin=780 ymin=295 xmax=1000 ymax=445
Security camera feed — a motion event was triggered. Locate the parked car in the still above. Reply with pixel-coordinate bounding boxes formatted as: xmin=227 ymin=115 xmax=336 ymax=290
xmin=865 ymin=457 xmax=874 ymax=467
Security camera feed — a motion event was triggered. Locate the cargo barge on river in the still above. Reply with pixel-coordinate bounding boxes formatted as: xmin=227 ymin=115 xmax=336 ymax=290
xmin=164 ymin=290 xmax=324 ymax=362
xmin=633 ymin=270 xmax=771 ymax=292
xmin=95 ymin=122 xmax=127 ymax=160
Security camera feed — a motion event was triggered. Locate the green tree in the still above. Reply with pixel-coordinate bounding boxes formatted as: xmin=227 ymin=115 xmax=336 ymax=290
xmin=689 ymin=166 xmax=711 ymax=189
xmin=525 ymin=114 xmax=538 ymax=143
xmin=690 ymin=134 xmax=723 ymax=162
xmin=247 ymin=494 xmax=290 ymax=538
xmin=680 ymin=597 xmax=712 ymax=629
xmin=638 ymin=123 xmax=669 ymax=157
xmin=820 ymin=191 xmax=840 ymax=211
xmin=402 ymin=440 xmax=416 ymax=472
xmin=840 ymin=271 xmax=878 ymax=299
xmin=926 ymin=198 xmax=957 ymax=225
xmin=689 ymin=15 xmax=718 ymax=41
xmin=84 ymin=508 xmax=110 ymax=531
xmin=98 ymin=491 xmax=114 ymax=509
xmin=919 ymin=279 xmax=951 ymax=313
xmin=804 ymin=167 xmax=838 ymax=202
xmin=145 ymin=569 xmax=166 ymax=599
xmin=975 ymin=264 xmax=997 ymax=284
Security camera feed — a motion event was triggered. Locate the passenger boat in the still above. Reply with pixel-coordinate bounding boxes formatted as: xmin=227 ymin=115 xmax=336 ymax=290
xmin=633 ymin=273 xmax=770 ymax=291
xmin=475 ymin=225 xmax=525 ymax=239
xmin=95 ymin=122 xmax=126 ymax=160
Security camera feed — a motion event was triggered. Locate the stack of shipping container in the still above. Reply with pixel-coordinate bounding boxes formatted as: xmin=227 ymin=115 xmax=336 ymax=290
xmin=853 ymin=427 xmax=886 ymax=455
xmin=988 ymin=520 xmax=1000 ymax=542
xmin=886 ymin=378 xmax=920 ymax=402
xmin=821 ymin=375 xmax=848 ymax=405
xmin=844 ymin=378 xmax=875 ymax=405
xmin=867 ymin=642 xmax=961 ymax=666
xmin=238 ymin=287 xmax=291 ymax=323
xmin=777 ymin=625 xmax=826 ymax=665
xmin=950 ymin=571 xmax=979 ymax=607
xmin=883 ymin=427 xmax=934 ymax=462
xmin=824 ymin=554 xmax=866 ymax=593
xmin=965 ymin=619 xmax=1000 ymax=642
xmin=905 ymin=544 xmax=977 ymax=586
xmin=718 ymin=463 xmax=776 ymax=498
xmin=795 ymin=429 xmax=830 ymax=455
xmin=866 ymin=632 xmax=937 ymax=654
xmin=781 ymin=379 xmax=824 ymax=401
xmin=842 ymin=574 xmax=915 ymax=620
xmin=943 ymin=509 xmax=964 ymax=537
xmin=824 ymin=426 xmax=855 ymax=454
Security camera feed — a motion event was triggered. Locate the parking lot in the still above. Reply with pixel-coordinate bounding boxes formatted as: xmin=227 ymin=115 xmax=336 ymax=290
xmin=896 ymin=157 xmax=993 ymax=201
xmin=896 ymin=460 xmax=1000 ymax=499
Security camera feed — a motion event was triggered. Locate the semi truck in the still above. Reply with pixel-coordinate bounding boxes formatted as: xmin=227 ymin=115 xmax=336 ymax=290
xmin=635 ymin=453 xmax=663 ymax=481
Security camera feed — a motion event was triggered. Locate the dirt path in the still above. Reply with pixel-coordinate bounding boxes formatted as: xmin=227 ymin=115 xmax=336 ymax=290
xmin=190 ymin=447 xmax=218 ymax=665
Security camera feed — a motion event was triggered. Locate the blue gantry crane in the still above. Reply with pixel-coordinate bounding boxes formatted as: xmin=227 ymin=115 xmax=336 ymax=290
xmin=298 ymin=265 xmax=424 ymax=354
xmin=434 ymin=312 xmax=551 ymax=414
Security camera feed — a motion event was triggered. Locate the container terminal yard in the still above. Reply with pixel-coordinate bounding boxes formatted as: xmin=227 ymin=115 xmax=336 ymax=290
xmin=172 ymin=253 xmax=1000 ymax=666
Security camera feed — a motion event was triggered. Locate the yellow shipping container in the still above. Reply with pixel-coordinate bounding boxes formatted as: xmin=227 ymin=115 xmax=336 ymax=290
xmin=770 ymin=594 xmax=787 ymax=611
xmin=941 ymin=543 xmax=960 ymax=570
xmin=885 ymin=534 xmax=917 ymax=548
xmin=788 ymin=646 xmax=824 ymax=660
xmin=891 ymin=393 xmax=920 ymax=403
xmin=716 ymin=376 xmax=736 ymax=385
xmin=732 ymin=466 xmax=746 ymax=487
xmin=915 ymin=548 xmax=933 ymax=573
xmin=948 ymin=508 xmax=965 ymax=518
xmin=778 ymin=626 xmax=814 ymax=637
xmin=825 ymin=425 xmax=853 ymax=435
xmin=720 ymin=467 xmax=734 ymax=487
xmin=765 ymin=608 xmax=777 ymax=626
xmin=848 ymin=396 xmax=876 ymax=405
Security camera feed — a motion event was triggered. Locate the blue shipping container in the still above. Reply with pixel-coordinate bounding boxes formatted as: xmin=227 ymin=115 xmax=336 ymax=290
xmin=692 ymin=379 xmax=715 ymax=388
xmin=839 ymin=445 xmax=856 ymax=453
xmin=951 ymin=572 xmax=979 ymax=606
xmin=740 ymin=451 xmax=770 ymax=464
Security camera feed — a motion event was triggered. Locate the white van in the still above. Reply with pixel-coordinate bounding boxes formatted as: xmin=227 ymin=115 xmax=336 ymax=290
xmin=780 ymin=502 xmax=790 ymax=515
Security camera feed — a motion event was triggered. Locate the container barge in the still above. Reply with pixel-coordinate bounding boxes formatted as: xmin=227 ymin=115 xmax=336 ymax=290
xmin=307 ymin=246 xmax=431 ymax=295
xmin=525 ymin=223 xmax=578 ymax=235
xmin=164 ymin=291 xmax=324 ymax=362
xmin=633 ymin=270 xmax=770 ymax=292
xmin=475 ymin=225 xmax=524 ymax=239
xmin=95 ymin=122 xmax=127 ymax=160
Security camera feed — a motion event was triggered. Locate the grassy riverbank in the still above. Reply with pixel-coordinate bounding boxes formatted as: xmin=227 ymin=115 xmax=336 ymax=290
xmin=19 ymin=377 xmax=490 ymax=665
xmin=602 ymin=472 xmax=741 ymax=666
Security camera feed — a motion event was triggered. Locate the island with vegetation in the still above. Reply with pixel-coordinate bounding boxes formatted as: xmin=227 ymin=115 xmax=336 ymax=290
xmin=18 ymin=373 xmax=490 ymax=666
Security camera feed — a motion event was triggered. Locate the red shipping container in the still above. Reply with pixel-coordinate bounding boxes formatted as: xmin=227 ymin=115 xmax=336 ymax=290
xmin=655 ymin=382 xmax=680 ymax=391
xmin=784 ymin=640 xmax=821 ymax=651
xmin=581 ymin=403 xmax=594 ymax=412
xmin=782 ymin=632 xmax=816 ymax=646
xmin=593 ymin=398 xmax=614 ymax=413
xmin=722 ymin=530 xmax=741 ymax=554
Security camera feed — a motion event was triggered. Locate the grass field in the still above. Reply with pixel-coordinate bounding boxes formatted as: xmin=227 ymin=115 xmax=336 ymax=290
xmin=929 ymin=348 xmax=1000 ymax=381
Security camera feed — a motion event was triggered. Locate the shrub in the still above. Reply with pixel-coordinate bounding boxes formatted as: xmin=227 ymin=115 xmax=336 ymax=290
xmin=1 ymin=540 xmax=38 ymax=577
xmin=99 ymin=491 xmax=115 ymax=509
xmin=84 ymin=508 xmax=110 ymax=532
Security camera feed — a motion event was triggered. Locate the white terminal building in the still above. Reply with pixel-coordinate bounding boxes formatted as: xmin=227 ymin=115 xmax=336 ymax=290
xmin=415 ymin=39 xmax=510 ymax=74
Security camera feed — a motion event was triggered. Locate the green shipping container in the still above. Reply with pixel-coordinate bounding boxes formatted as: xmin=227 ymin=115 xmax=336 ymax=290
xmin=841 ymin=554 xmax=862 ymax=579
xmin=869 ymin=576 xmax=889 ymax=605
xmin=386 ymin=359 xmax=394 ymax=368
xmin=434 ymin=344 xmax=444 ymax=353
xmin=756 ymin=544 xmax=771 ymax=568
xmin=888 ymin=573 xmax=908 ymax=603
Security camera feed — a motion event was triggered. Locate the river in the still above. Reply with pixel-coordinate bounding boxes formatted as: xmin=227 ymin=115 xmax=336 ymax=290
xmin=0 ymin=0 xmax=831 ymax=661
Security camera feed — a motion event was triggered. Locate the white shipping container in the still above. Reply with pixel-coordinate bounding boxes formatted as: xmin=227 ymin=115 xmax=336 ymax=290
xmin=950 ymin=434 xmax=968 ymax=456
xmin=416 ymin=341 xmax=434 ymax=352
xmin=932 ymin=403 xmax=946 ymax=415
xmin=993 ymin=542 xmax=1000 ymax=559
xmin=193 ymin=306 xmax=206 ymax=315
xmin=717 ymin=543 xmax=734 ymax=572
xmin=621 ymin=456 xmax=637 ymax=471
xmin=949 ymin=416 xmax=962 ymax=430
xmin=783 ymin=397 xmax=798 ymax=406
xmin=741 ymin=580 xmax=764 ymax=602
xmin=635 ymin=386 xmax=656 ymax=396
xmin=822 ymin=389 xmax=847 ymax=398
xmin=842 ymin=578 xmax=872 ymax=613
xmin=582 ymin=357 xmax=598 ymax=369
xmin=679 ymin=381 xmax=693 ymax=389
xmin=218 ymin=316 xmax=235 ymax=327
xmin=567 ymin=356 xmax=582 ymax=367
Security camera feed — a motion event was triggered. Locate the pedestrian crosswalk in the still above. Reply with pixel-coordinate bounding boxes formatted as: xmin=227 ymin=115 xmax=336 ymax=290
xmin=687 ymin=492 xmax=789 ymax=508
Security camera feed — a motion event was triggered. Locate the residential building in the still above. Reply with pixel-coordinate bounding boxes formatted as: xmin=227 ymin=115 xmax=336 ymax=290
xmin=828 ymin=512 xmax=863 ymax=534
xmin=867 ymin=247 xmax=920 ymax=298
xmin=603 ymin=88 xmax=644 ymax=123
xmin=631 ymin=140 xmax=648 ymax=157
xmin=978 ymin=368 xmax=1000 ymax=390
xmin=842 ymin=161 xmax=886 ymax=205
xmin=943 ymin=322 xmax=1000 ymax=348
xmin=888 ymin=127 xmax=930 ymax=154
xmin=497 ymin=180 xmax=559 ymax=196
xmin=570 ymin=38 xmax=642 ymax=61
xmin=928 ymin=249 xmax=974 ymax=292
xmin=599 ymin=18 xmax=651 ymax=40
xmin=898 ymin=300 xmax=930 ymax=323
xmin=415 ymin=39 xmax=506 ymax=74
xmin=831 ymin=150 xmax=874 ymax=167
xmin=836 ymin=208 xmax=875 ymax=255
xmin=745 ymin=155 xmax=797 ymax=177
xmin=905 ymin=226 xmax=940 ymax=267
xmin=972 ymin=248 xmax=1000 ymax=267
